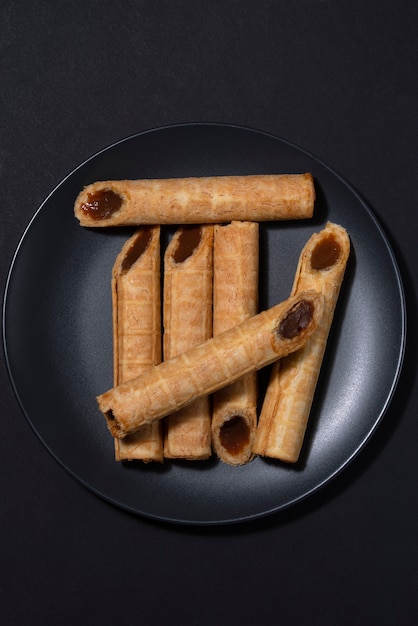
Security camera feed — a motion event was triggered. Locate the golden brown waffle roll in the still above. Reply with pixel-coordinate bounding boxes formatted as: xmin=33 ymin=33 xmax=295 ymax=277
xmin=74 ymin=173 xmax=315 ymax=226
xmin=112 ymin=226 xmax=163 ymax=462
xmin=97 ymin=290 xmax=324 ymax=439
xmin=211 ymin=222 xmax=259 ymax=465
xmin=163 ymin=225 xmax=213 ymax=460
xmin=254 ymin=222 xmax=350 ymax=463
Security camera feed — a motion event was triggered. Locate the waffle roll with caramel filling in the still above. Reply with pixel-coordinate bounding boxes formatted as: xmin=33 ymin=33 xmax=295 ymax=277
xmin=74 ymin=173 xmax=315 ymax=227
xmin=97 ymin=290 xmax=324 ymax=439
xmin=254 ymin=222 xmax=350 ymax=463
xmin=163 ymin=225 xmax=213 ymax=460
xmin=211 ymin=222 xmax=259 ymax=465
xmin=112 ymin=226 xmax=163 ymax=462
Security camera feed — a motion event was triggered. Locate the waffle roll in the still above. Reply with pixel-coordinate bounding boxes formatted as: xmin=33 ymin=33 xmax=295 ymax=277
xmin=97 ymin=290 xmax=324 ymax=439
xmin=163 ymin=225 xmax=213 ymax=460
xmin=211 ymin=222 xmax=259 ymax=465
xmin=74 ymin=173 xmax=315 ymax=227
xmin=112 ymin=226 xmax=163 ymax=462
xmin=254 ymin=222 xmax=350 ymax=463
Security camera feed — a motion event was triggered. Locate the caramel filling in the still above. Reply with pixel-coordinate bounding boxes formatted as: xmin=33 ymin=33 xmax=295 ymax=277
xmin=104 ymin=409 xmax=119 ymax=437
xmin=311 ymin=234 xmax=341 ymax=270
xmin=80 ymin=189 xmax=122 ymax=220
xmin=173 ymin=226 xmax=202 ymax=263
xmin=279 ymin=299 xmax=313 ymax=340
xmin=219 ymin=415 xmax=250 ymax=456
xmin=121 ymin=228 xmax=153 ymax=273
xmin=106 ymin=410 xmax=115 ymax=421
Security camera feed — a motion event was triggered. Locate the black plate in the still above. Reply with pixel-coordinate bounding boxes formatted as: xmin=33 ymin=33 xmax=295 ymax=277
xmin=3 ymin=123 xmax=406 ymax=525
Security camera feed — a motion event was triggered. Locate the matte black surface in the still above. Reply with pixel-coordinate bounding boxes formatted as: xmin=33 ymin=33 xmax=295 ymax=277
xmin=2 ymin=2 xmax=417 ymax=624
xmin=3 ymin=124 xmax=405 ymax=524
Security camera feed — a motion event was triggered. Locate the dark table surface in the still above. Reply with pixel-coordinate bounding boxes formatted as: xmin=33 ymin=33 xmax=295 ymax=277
xmin=1 ymin=2 xmax=417 ymax=624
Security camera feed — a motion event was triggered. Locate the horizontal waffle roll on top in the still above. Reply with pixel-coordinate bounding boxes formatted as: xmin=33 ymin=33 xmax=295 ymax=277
xmin=74 ymin=173 xmax=315 ymax=226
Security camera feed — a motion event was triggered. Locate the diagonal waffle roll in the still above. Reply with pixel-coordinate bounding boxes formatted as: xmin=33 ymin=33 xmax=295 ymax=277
xmin=112 ymin=226 xmax=163 ymax=461
xmin=74 ymin=173 xmax=315 ymax=227
xmin=97 ymin=290 xmax=324 ymax=439
xmin=163 ymin=225 xmax=213 ymax=460
xmin=254 ymin=222 xmax=350 ymax=463
xmin=211 ymin=222 xmax=259 ymax=465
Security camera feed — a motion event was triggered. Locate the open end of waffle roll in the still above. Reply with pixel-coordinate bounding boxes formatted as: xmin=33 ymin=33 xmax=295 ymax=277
xmin=112 ymin=226 xmax=163 ymax=462
xmin=74 ymin=173 xmax=315 ymax=227
xmin=163 ymin=225 xmax=213 ymax=460
xmin=212 ymin=222 xmax=259 ymax=465
xmin=97 ymin=290 xmax=323 ymax=439
xmin=254 ymin=222 xmax=350 ymax=463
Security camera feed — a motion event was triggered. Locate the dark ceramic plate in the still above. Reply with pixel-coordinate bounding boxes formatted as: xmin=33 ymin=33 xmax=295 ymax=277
xmin=3 ymin=124 xmax=406 ymax=525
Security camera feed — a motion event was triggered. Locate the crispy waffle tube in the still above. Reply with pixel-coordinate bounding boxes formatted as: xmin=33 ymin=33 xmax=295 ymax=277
xmin=97 ymin=290 xmax=323 ymax=439
xmin=112 ymin=226 xmax=163 ymax=461
xmin=212 ymin=222 xmax=259 ymax=465
xmin=163 ymin=225 xmax=213 ymax=460
xmin=74 ymin=173 xmax=315 ymax=227
xmin=254 ymin=222 xmax=350 ymax=463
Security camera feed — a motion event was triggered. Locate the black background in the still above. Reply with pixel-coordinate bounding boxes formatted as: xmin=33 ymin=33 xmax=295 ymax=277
xmin=1 ymin=1 xmax=417 ymax=624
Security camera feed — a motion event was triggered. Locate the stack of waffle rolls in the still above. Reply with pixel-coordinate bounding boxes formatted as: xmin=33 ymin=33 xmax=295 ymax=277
xmin=75 ymin=173 xmax=349 ymax=465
